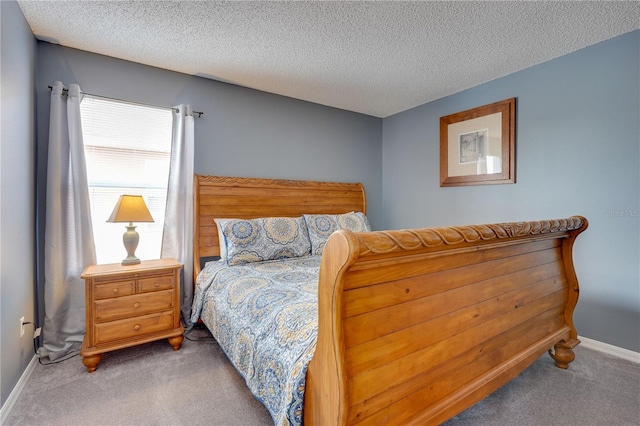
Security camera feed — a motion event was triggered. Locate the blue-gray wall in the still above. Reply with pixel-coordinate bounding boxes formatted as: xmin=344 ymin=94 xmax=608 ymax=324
xmin=382 ymin=31 xmax=640 ymax=352
xmin=0 ymin=0 xmax=37 ymax=409
xmin=35 ymin=43 xmax=382 ymax=226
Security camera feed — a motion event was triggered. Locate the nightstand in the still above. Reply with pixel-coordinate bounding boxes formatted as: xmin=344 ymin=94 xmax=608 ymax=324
xmin=80 ymin=258 xmax=184 ymax=373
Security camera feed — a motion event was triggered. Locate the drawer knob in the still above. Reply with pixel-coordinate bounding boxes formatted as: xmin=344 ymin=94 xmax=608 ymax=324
xmin=113 ymin=288 xmax=119 ymax=293
xmin=154 ymin=282 xmax=160 ymax=288
xmin=133 ymin=302 xmax=141 ymax=309
xmin=133 ymin=324 xmax=140 ymax=331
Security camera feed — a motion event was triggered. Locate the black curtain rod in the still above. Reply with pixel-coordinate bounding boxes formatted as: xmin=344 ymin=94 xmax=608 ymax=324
xmin=47 ymin=85 xmax=204 ymax=117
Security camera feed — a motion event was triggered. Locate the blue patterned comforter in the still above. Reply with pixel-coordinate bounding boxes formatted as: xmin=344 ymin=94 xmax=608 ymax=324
xmin=190 ymin=256 xmax=321 ymax=426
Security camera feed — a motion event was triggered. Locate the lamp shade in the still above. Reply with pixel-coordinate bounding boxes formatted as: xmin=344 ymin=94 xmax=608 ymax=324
xmin=107 ymin=195 xmax=154 ymax=223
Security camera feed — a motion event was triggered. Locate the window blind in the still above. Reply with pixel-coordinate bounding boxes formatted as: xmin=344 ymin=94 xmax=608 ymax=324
xmin=80 ymin=95 xmax=173 ymax=264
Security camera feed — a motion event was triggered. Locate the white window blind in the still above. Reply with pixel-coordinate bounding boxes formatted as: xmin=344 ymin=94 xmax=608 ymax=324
xmin=80 ymin=96 xmax=173 ymax=264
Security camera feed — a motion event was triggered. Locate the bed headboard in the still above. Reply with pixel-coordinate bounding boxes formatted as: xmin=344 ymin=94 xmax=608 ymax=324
xmin=193 ymin=174 xmax=366 ymax=276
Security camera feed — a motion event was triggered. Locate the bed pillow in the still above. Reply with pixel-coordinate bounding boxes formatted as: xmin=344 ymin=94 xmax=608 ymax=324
xmin=213 ymin=218 xmax=236 ymax=262
xmin=303 ymin=212 xmax=371 ymax=256
xmin=216 ymin=216 xmax=311 ymax=266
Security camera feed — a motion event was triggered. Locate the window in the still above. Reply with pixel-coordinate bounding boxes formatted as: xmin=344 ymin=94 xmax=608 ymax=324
xmin=80 ymin=96 xmax=173 ymax=264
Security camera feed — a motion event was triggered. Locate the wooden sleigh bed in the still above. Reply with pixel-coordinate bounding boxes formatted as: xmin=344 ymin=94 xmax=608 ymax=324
xmin=192 ymin=174 xmax=588 ymax=425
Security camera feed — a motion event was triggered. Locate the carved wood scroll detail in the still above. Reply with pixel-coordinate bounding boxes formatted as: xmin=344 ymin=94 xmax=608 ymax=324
xmin=199 ymin=175 xmax=362 ymax=190
xmin=356 ymin=216 xmax=586 ymax=255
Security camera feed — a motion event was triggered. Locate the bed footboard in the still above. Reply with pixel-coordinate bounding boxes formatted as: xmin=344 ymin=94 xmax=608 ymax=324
xmin=305 ymin=216 xmax=587 ymax=425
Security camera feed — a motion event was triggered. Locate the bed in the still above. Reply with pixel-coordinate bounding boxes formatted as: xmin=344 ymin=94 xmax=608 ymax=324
xmin=191 ymin=174 xmax=588 ymax=425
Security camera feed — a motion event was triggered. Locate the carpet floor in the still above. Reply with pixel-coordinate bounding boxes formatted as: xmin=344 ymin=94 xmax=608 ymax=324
xmin=5 ymin=327 xmax=639 ymax=426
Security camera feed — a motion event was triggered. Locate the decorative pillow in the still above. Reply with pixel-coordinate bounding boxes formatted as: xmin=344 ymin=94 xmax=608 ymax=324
xmin=303 ymin=214 xmax=339 ymax=256
xmin=216 ymin=216 xmax=311 ymax=266
xmin=337 ymin=211 xmax=371 ymax=232
xmin=303 ymin=212 xmax=371 ymax=256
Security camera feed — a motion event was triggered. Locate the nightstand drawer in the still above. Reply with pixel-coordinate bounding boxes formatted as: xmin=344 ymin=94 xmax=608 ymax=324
xmin=94 ymin=311 xmax=174 ymax=345
xmin=94 ymin=280 xmax=136 ymax=299
xmin=94 ymin=290 xmax=174 ymax=322
xmin=138 ymin=275 xmax=173 ymax=293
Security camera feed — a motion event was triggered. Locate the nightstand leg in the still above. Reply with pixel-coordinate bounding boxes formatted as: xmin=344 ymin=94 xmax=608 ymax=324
xmin=82 ymin=354 xmax=102 ymax=373
xmin=168 ymin=335 xmax=183 ymax=351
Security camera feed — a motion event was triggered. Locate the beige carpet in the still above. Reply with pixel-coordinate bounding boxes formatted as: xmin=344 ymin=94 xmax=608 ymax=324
xmin=5 ymin=327 xmax=640 ymax=425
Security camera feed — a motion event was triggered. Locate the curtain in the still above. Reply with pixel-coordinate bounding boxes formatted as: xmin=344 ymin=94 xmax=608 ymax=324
xmin=41 ymin=82 xmax=96 ymax=361
xmin=161 ymin=104 xmax=194 ymax=325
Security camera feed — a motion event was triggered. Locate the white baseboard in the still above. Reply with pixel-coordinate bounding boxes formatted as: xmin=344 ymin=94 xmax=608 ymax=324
xmin=579 ymin=336 xmax=640 ymax=363
xmin=0 ymin=355 xmax=38 ymax=424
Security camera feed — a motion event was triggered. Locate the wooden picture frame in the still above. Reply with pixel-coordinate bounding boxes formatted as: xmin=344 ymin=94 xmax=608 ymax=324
xmin=440 ymin=98 xmax=516 ymax=187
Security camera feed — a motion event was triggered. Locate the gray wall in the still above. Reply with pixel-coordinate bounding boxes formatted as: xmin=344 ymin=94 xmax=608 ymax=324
xmin=382 ymin=31 xmax=640 ymax=352
xmin=0 ymin=0 xmax=37 ymax=408
xmin=35 ymin=43 xmax=382 ymax=225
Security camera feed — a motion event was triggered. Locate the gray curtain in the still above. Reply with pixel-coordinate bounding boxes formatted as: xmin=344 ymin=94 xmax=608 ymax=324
xmin=161 ymin=104 xmax=194 ymax=325
xmin=40 ymin=82 xmax=96 ymax=361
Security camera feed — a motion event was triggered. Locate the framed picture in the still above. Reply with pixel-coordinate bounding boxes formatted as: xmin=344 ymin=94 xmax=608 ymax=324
xmin=440 ymin=98 xmax=516 ymax=187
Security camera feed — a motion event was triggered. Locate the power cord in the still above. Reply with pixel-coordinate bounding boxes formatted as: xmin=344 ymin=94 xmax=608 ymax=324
xmin=21 ymin=321 xmax=39 ymax=358
xmin=37 ymin=350 xmax=80 ymax=365
xmin=22 ymin=321 xmax=80 ymax=365
xmin=21 ymin=320 xmax=212 ymax=365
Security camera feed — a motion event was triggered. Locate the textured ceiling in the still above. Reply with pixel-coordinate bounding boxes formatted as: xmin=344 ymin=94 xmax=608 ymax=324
xmin=17 ymin=1 xmax=640 ymax=118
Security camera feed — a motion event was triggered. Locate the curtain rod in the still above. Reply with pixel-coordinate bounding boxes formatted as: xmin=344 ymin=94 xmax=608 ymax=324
xmin=47 ymin=85 xmax=204 ymax=117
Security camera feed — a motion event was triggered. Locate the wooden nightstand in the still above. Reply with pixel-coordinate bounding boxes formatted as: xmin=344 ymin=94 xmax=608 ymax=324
xmin=80 ymin=258 xmax=184 ymax=373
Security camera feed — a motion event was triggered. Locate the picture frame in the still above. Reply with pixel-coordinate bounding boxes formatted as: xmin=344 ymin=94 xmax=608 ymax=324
xmin=440 ymin=98 xmax=516 ymax=187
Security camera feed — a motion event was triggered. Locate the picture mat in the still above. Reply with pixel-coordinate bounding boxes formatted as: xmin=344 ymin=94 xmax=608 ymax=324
xmin=447 ymin=112 xmax=502 ymax=177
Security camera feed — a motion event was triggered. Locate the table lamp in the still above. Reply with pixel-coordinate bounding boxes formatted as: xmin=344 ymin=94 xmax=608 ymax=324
xmin=107 ymin=195 xmax=154 ymax=265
